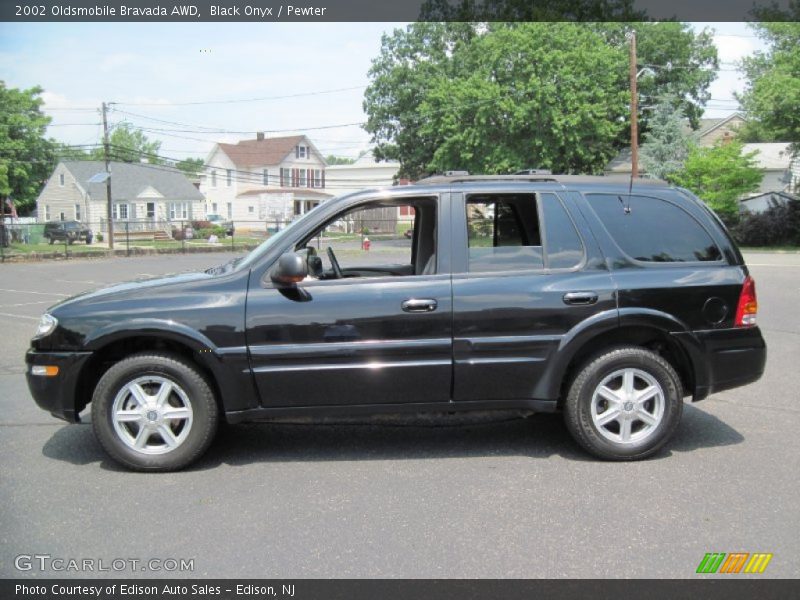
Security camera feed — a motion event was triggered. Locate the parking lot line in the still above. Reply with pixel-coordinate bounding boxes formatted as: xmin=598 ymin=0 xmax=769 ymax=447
xmin=0 ymin=312 xmax=39 ymax=321
xmin=4 ymin=301 xmax=51 ymax=307
xmin=0 ymin=288 xmax=71 ymax=297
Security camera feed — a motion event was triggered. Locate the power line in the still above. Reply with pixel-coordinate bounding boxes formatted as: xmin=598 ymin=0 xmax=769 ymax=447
xmin=111 ymin=85 xmax=367 ymax=107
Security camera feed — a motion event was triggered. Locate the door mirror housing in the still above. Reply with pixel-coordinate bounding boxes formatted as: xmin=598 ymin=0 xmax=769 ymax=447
xmin=270 ymin=252 xmax=308 ymax=285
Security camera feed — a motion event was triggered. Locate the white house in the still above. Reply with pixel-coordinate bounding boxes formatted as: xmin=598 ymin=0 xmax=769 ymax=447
xmin=35 ymin=161 xmax=205 ymax=236
xmin=325 ymin=150 xmax=401 ymax=194
xmin=325 ymin=150 xmax=406 ymax=221
xmin=200 ymin=134 xmax=331 ymax=231
xmin=740 ymin=143 xmax=798 ymax=195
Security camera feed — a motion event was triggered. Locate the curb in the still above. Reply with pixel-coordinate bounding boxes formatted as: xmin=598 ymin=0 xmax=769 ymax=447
xmin=0 ymin=244 xmax=260 ymax=264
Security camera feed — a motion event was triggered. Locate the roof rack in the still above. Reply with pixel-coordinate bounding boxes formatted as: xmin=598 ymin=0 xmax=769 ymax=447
xmin=415 ymin=174 xmax=667 ymax=186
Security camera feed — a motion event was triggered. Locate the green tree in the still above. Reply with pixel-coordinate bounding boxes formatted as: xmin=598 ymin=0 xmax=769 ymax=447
xmin=53 ymin=142 xmax=91 ymax=161
xmin=736 ymin=17 xmax=800 ymax=151
xmin=364 ymin=22 xmax=718 ymax=179
xmin=324 ymin=155 xmax=356 ymax=165
xmin=671 ymin=141 xmax=763 ymax=219
xmin=419 ymin=0 xmax=644 ymax=21
xmin=0 ymin=82 xmax=55 ymax=214
xmin=639 ymin=95 xmax=692 ymax=180
xmin=92 ymin=122 xmax=162 ymax=164
xmin=591 ymin=22 xmax=718 ymax=131
xmin=365 ymin=23 xmax=629 ymax=178
xmin=175 ymin=157 xmax=204 ymax=177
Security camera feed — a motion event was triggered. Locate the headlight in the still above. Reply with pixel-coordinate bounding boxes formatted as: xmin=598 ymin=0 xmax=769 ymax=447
xmin=34 ymin=313 xmax=58 ymax=339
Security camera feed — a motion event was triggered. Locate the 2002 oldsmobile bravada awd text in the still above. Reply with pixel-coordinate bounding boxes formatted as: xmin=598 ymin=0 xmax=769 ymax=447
xmin=26 ymin=175 xmax=766 ymax=470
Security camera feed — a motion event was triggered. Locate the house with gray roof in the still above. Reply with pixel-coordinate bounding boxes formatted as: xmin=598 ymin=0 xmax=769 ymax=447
xmin=36 ymin=161 xmax=204 ymax=237
xmin=606 ymin=112 xmax=748 ymax=175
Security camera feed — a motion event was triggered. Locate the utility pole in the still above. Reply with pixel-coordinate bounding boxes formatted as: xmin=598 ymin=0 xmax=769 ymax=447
xmin=628 ymin=30 xmax=639 ymax=179
xmin=102 ymin=101 xmax=114 ymax=249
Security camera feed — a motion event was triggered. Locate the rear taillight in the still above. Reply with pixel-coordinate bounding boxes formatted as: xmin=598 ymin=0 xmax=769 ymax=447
xmin=735 ymin=275 xmax=758 ymax=327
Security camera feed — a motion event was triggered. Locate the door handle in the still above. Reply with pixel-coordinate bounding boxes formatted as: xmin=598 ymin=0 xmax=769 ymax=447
xmin=402 ymin=298 xmax=438 ymax=313
xmin=563 ymin=291 xmax=598 ymax=306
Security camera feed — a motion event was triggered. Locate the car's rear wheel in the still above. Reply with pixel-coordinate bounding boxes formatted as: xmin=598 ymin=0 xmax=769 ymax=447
xmin=91 ymin=353 xmax=218 ymax=471
xmin=563 ymin=347 xmax=683 ymax=460
xmin=47 ymin=235 xmax=54 ymax=245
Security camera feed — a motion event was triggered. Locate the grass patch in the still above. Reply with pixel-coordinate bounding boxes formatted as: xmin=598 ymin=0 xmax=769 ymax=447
xmin=4 ymin=242 xmax=101 ymax=255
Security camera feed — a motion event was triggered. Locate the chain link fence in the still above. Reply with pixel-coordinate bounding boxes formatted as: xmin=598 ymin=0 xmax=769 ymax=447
xmin=0 ymin=214 xmax=414 ymax=263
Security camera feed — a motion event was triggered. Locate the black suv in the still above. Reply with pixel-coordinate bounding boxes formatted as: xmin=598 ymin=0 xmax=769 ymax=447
xmin=43 ymin=220 xmax=93 ymax=244
xmin=26 ymin=175 xmax=766 ymax=470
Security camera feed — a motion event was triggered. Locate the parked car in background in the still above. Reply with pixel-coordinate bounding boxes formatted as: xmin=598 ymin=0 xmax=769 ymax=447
xmin=205 ymin=214 xmax=234 ymax=236
xmin=27 ymin=174 xmax=766 ymax=470
xmin=43 ymin=221 xmax=93 ymax=245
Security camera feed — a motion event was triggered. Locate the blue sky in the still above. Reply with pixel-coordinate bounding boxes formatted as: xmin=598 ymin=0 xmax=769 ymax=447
xmin=0 ymin=22 xmax=765 ymax=162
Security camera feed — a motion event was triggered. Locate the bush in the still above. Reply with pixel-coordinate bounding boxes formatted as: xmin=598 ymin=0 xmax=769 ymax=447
xmin=192 ymin=220 xmax=212 ymax=230
xmin=733 ymin=199 xmax=800 ymax=247
xmin=195 ymin=226 xmax=227 ymax=239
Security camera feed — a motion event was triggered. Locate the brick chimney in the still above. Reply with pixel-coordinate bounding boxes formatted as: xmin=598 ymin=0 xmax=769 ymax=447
xmin=256 ymin=132 xmax=265 ymax=141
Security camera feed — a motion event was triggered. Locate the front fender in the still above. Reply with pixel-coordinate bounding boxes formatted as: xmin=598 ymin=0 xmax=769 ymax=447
xmin=83 ymin=320 xmax=257 ymax=412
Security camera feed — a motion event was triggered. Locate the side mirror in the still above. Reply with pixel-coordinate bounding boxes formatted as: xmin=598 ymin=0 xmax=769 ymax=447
xmin=270 ymin=252 xmax=308 ymax=285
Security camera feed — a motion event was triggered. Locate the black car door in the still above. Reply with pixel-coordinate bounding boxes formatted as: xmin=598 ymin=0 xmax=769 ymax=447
xmin=245 ymin=194 xmax=454 ymax=408
xmin=450 ymin=187 xmax=617 ymax=403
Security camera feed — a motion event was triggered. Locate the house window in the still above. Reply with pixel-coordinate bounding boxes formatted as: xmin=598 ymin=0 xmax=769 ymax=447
xmin=312 ymin=169 xmax=322 ymax=188
xmin=281 ymin=168 xmax=291 ymax=187
xmin=59 ymin=173 xmax=65 ymax=186
xmin=298 ymin=169 xmax=307 ymax=187
xmin=114 ymin=203 xmax=129 ymax=220
xmin=296 ymin=145 xmax=307 ymax=159
xmin=44 ymin=205 xmax=51 ymax=221
xmin=75 ymin=204 xmax=81 ymax=221
xmin=248 ymin=206 xmax=255 ymax=214
xmin=211 ymin=202 xmax=218 ymax=214
xmin=211 ymin=170 xmax=217 ymax=187
xmin=262 ymin=169 xmax=269 ymax=185
xmin=169 ymin=202 xmax=189 ymax=220
xmin=60 ymin=211 xmax=66 ymax=221
xmin=146 ymin=202 xmax=156 ymax=218
xmin=226 ymin=169 xmax=232 ymax=187
xmin=226 ymin=202 xmax=232 ymax=219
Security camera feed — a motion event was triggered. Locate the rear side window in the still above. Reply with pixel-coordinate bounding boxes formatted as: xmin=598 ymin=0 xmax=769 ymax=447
xmin=541 ymin=193 xmax=584 ymax=269
xmin=588 ymin=194 xmax=722 ymax=263
xmin=465 ymin=193 xmax=584 ymax=272
xmin=466 ymin=194 xmax=544 ymax=272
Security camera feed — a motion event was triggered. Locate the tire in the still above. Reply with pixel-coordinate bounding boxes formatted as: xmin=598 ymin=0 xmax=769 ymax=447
xmin=563 ymin=346 xmax=683 ymax=461
xmin=48 ymin=235 xmax=54 ymax=245
xmin=91 ymin=352 xmax=218 ymax=471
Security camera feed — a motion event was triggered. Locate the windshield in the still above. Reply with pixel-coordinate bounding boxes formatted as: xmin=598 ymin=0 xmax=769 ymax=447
xmin=233 ymin=209 xmax=322 ymax=272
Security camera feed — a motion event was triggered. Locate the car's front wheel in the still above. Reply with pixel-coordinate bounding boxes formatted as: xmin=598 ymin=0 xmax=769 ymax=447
xmin=563 ymin=347 xmax=683 ymax=460
xmin=91 ymin=353 xmax=218 ymax=471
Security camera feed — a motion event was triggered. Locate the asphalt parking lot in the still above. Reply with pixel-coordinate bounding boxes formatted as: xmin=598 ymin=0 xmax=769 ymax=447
xmin=0 ymin=251 xmax=798 ymax=578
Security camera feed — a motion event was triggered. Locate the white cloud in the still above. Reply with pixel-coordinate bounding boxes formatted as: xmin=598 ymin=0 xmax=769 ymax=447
xmin=714 ymin=35 xmax=756 ymax=64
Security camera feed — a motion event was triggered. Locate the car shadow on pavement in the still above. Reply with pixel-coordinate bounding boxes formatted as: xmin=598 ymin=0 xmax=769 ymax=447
xmin=41 ymin=403 xmax=744 ymax=472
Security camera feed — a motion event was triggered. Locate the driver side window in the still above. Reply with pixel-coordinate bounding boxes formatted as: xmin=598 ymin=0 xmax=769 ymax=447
xmin=301 ymin=198 xmax=437 ymax=280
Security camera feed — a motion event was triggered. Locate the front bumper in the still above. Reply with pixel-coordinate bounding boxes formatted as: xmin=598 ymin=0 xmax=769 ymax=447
xmin=25 ymin=350 xmax=93 ymax=422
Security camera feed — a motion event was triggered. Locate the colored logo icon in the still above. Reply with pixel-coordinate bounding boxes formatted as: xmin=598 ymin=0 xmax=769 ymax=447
xmin=696 ymin=553 xmax=773 ymax=574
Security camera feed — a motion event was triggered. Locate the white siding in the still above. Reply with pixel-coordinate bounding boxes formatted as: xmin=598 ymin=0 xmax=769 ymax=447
xmin=35 ymin=163 xmax=89 ymax=223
